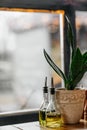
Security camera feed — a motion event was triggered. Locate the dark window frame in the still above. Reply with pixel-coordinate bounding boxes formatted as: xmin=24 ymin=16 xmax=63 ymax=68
xmin=0 ymin=0 xmax=87 ymax=126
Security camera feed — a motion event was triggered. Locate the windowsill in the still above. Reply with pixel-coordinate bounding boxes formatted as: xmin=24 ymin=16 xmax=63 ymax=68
xmin=0 ymin=109 xmax=39 ymax=126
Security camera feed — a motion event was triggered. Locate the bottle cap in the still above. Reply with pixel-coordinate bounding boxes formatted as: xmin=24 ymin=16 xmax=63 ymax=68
xmin=43 ymin=77 xmax=48 ymax=93
xmin=50 ymin=87 xmax=55 ymax=94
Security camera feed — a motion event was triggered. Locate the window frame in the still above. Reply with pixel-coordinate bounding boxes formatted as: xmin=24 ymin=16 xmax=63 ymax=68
xmin=0 ymin=0 xmax=86 ymax=126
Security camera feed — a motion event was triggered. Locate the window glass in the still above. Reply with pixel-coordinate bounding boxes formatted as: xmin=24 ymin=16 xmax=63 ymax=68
xmin=0 ymin=11 xmax=64 ymax=112
xmin=76 ymin=11 xmax=87 ymax=89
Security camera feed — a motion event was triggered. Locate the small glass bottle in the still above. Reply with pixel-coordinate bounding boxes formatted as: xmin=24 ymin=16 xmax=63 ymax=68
xmin=46 ymin=77 xmax=62 ymax=128
xmin=39 ymin=77 xmax=49 ymax=127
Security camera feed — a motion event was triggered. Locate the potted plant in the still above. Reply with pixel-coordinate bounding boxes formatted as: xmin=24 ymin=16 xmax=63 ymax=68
xmin=43 ymin=16 xmax=87 ymax=124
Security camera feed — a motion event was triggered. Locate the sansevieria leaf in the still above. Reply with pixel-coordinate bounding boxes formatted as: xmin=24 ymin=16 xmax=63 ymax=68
xmin=43 ymin=49 xmax=67 ymax=85
xmin=70 ymin=48 xmax=83 ymax=79
xmin=66 ymin=16 xmax=76 ymax=58
xmin=71 ymin=68 xmax=87 ymax=88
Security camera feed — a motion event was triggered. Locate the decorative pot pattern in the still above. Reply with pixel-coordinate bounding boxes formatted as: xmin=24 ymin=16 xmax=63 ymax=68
xmin=55 ymin=90 xmax=86 ymax=124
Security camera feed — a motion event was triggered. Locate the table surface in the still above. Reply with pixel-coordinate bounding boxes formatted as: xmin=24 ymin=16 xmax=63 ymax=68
xmin=0 ymin=120 xmax=87 ymax=130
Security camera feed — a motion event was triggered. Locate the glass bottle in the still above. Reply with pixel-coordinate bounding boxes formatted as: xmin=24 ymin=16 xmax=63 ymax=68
xmin=39 ymin=77 xmax=49 ymax=127
xmin=46 ymin=77 xmax=62 ymax=128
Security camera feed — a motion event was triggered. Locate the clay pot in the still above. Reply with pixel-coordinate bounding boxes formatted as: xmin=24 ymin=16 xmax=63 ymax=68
xmin=55 ymin=89 xmax=86 ymax=124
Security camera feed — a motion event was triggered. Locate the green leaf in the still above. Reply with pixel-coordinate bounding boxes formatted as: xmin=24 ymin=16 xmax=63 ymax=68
xmin=70 ymin=48 xmax=83 ymax=79
xmin=71 ymin=68 xmax=87 ymax=88
xmin=65 ymin=80 xmax=74 ymax=90
xmin=43 ymin=49 xmax=67 ymax=84
xmin=65 ymin=16 xmax=76 ymax=57
xmin=70 ymin=49 xmax=87 ymax=88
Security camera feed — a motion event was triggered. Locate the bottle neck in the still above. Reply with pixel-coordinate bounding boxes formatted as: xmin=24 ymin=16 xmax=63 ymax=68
xmin=49 ymin=87 xmax=55 ymax=103
xmin=43 ymin=92 xmax=49 ymax=103
xmin=50 ymin=93 xmax=55 ymax=103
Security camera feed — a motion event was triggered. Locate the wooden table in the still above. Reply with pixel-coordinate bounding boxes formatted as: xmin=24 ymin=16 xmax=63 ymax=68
xmin=0 ymin=120 xmax=87 ymax=130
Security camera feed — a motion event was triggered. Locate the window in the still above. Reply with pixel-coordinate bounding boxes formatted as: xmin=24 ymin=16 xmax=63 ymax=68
xmin=0 ymin=10 xmax=64 ymax=112
xmin=75 ymin=11 xmax=87 ymax=89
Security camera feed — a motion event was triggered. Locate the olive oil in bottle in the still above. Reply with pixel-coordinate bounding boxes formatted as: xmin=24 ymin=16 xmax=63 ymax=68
xmin=46 ymin=77 xmax=62 ymax=128
xmin=39 ymin=77 xmax=49 ymax=127
xmin=46 ymin=112 xmax=62 ymax=128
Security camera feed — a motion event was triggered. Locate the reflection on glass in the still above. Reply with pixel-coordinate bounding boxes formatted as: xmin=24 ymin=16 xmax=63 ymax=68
xmin=0 ymin=11 xmax=63 ymax=112
xmin=76 ymin=11 xmax=87 ymax=89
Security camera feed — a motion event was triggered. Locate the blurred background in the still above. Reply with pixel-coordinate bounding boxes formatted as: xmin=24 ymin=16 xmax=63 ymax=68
xmin=0 ymin=11 xmax=62 ymax=112
xmin=0 ymin=10 xmax=86 ymax=112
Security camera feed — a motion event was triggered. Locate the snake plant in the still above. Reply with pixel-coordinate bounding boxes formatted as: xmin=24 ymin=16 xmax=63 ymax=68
xmin=43 ymin=16 xmax=87 ymax=90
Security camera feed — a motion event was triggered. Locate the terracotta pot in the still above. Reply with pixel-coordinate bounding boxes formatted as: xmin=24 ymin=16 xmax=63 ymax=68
xmin=55 ymin=89 xmax=86 ymax=124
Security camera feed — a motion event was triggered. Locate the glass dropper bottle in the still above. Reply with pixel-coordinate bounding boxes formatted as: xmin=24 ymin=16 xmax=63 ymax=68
xmin=39 ymin=77 xmax=49 ymax=127
xmin=46 ymin=77 xmax=62 ymax=128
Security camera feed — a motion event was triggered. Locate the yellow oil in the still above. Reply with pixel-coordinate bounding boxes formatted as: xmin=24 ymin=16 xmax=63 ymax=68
xmin=46 ymin=112 xmax=62 ymax=128
xmin=39 ymin=110 xmax=46 ymax=127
